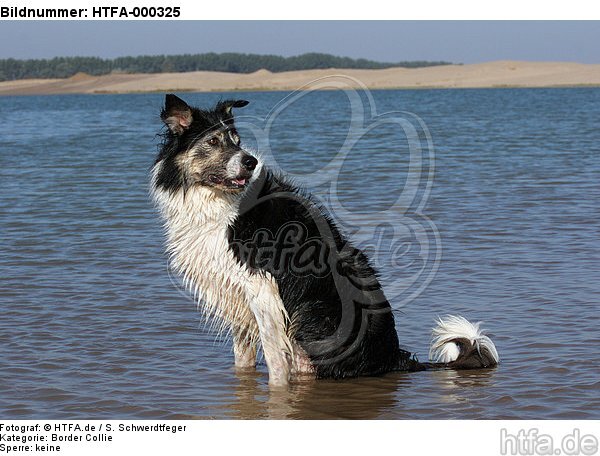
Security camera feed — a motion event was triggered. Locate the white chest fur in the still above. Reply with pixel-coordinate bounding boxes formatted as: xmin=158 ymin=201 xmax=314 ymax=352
xmin=151 ymin=167 xmax=259 ymax=344
xmin=151 ymin=163 xmax=308 ymax=384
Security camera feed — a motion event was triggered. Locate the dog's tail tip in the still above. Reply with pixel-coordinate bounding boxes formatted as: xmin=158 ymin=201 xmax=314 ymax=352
xmin=429 ymin=315 xmax=499 ymax=368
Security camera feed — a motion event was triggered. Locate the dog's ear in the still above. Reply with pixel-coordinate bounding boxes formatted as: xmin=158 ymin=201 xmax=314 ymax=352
xmin=161 ymin=94 xmax=193 ymax=135
xmin=217 ymin=99 xmax=249 ymax=118
xmin=230 ymin=99 xmax=250 ymax=109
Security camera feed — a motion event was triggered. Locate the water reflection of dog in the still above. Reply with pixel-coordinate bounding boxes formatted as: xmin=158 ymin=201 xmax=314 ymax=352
xmin=226 ymin=369 xmax=416 ymax=419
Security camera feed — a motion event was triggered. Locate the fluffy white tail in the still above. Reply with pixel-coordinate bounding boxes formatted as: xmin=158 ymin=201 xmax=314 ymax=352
xmin=429 ymin=315 xmax=499 ymax=368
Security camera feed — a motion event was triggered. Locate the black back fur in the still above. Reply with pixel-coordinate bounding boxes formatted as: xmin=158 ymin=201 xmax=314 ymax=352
xmin=229 ymin=170 xmax=418 ymax=378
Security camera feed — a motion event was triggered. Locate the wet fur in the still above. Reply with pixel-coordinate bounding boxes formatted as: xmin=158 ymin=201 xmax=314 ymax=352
xmin=151 ymin=95 xmax=499 ymax=384
xmin=229 ymin=169 xmax=418 ymax=378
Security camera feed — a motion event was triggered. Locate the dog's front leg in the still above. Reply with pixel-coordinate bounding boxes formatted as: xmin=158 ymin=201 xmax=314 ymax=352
xmin=247 ymin=275 xmax=293 ymax=386
xmin=233 ymin=328 xmax=257 ymax=369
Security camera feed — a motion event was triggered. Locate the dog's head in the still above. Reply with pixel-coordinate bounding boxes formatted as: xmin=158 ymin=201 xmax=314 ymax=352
xmin=154 ymin=94 xmax=257 ymax=194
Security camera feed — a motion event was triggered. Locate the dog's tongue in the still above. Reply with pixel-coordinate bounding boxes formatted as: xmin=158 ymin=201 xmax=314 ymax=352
xmin=232 ymin=178 xmax=247 ymax=186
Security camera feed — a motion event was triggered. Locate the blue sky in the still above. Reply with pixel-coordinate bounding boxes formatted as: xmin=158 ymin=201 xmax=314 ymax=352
xmin=1 ymin=21 xmax=598 ymax=63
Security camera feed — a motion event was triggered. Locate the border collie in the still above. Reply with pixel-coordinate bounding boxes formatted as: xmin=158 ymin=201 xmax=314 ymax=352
xmin=151 ymin=94 xmax=499 ymax=386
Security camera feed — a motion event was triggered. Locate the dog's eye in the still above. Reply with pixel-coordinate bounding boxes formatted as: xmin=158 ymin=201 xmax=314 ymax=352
xmin=207 ymin=137 xmax=219 ymax=146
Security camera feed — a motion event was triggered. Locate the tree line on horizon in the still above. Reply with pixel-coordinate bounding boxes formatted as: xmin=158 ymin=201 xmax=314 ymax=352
xmin=0 ymin=52 xmax=453 ymax=81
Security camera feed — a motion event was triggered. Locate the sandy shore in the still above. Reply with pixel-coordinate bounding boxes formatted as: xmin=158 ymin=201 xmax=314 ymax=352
xmin=1 ymin=61 xmax=599 ymax=95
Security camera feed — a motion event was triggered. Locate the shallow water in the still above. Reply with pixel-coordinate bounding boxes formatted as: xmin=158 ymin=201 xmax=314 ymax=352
xmin=1 ymin=88 xmax=599 ymax=419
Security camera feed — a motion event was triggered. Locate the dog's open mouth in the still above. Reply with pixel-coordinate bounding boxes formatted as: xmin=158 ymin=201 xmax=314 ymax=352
xmin=227 ymin=177 xmax=248 ymax=188
xmin=209 ymin=174 xmax=249 ymax=190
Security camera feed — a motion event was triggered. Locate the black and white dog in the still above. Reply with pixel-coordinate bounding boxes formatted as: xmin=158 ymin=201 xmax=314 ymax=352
xmin=151 ymin=94 xmax=499 ymax=386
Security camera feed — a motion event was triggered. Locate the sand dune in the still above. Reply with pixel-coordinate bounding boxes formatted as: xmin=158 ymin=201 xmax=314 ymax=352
xmin=1 ymin=61 xmax=599 ymax=95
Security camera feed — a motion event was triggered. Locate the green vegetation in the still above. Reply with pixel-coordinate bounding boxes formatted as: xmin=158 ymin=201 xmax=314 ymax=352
xmin=0 ymin=53 xmax=453 ymax=81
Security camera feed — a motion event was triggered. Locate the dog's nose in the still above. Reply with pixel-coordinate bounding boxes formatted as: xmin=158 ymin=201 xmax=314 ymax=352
xmin=241 ymin=155 xmax=258 ymax=171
